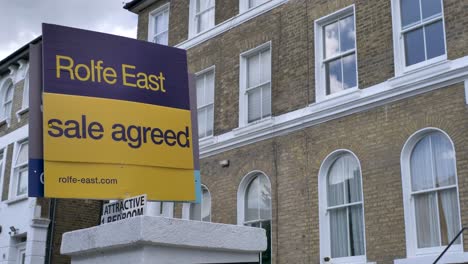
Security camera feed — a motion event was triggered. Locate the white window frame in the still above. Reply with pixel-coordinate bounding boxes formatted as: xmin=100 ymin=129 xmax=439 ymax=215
xmin=0 ymin=147 xmax=7 ymax=200
xmin=148 ymin=3 xmax=170 ymax=45
xmin=195 ymin=66 xmax=215 ymax=139
xmin=400 ymin=128 xmax=463 ymax=258
xmin=0 ymin=78 xmax=14 ymax=123
xmin=16 ymin=242 xmax=26 ymax=264
xmin=189 ymin=0 xmax=215 ymax=37
xmin=391 ymin=0 xmax=447 ymax=76
xmin=314 ymin=5 xmax=358 ymax=103
xmin=182 ymin=184 xmax=211 ymax=221
xmin=237 ymin=170 xmax=272 ymax=264
xmin=21 ymin=71 xmax=29 ymax=110
xmin=239 ymin=0 xmax=271 ymax=13
xmin=9 ymin=139 xmax=28 ymax=200
xmin=318 ymin=149 xmax=367 ymax=264
xmin=239 ymin=41 xmax=272 ymax=127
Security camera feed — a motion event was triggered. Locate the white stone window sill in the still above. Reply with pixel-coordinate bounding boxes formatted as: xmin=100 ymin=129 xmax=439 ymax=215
xmin=312 ymin=88 xmax=362 ymax=111
xmin=0 ymin=117 xmax=11 ymax=128
xmin=199 ymin=135 xmax=216 ymax=148
xmin=234 ymin=117 xmax=274 ymax=136
xmin=4 ymin=195 xmax=28 ymax=205
xmin=394 ymin=252 xmax=468 ymax=264
xmin=399 ymin=55 xmax=448 ymax=76
xmin=16 ymin=107 xmax=29 ymax=122
xmin=389 ymin=59 xmax=450 ymax=88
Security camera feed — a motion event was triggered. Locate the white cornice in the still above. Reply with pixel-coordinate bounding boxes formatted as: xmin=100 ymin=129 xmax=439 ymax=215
xmin=199 ymin=57 xmax=468 ymax=158
xmin=175 ymin=0 xmax=288 ymax=50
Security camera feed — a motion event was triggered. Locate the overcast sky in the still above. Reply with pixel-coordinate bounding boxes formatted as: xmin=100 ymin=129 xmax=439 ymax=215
xmin=0 ymin=0 xmax=138 ymax=61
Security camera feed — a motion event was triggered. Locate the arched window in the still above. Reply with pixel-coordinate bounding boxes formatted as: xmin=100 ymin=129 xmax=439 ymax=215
xmin=1 ymin=79 xmax=14 ymax=120
xmin=319 ymin=151 xmax=366 ymax=263
xmin=189 ymin=185 xmax=211 ymax=222
xmin=402 ymin=129 xmax=462 ymax=256
xmin=238 ymin=172 xmax=272 ymax=264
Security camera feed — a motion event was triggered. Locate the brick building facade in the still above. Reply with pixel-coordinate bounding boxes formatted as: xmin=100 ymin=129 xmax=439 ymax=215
xmin=125 ymin=0 xmax=468 ymax=264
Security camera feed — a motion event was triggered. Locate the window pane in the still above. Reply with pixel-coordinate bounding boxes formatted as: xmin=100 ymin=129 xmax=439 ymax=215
xmin=425 ymin=21 xmax=445 ymax=60
xmin=439 ymin=189 xmax=461 ymax=246
xmin=342 ymin=54 xmax=357 ymax=89
xmin=196 ymin=76 xmax=205 ymax=107
xmin=324 ymin=21 xmax=339 ymax=58
xmin=155 ymin=32 xmax=168 ymax=45
xmin=3 ymin=102 xmax=11 ymax=119
xmin=431 ymin=132 xmax=455 ymax=187
xmin=261 ymin=84 xmax=271 ymax=119
xmin=328 ymin=157 xmax=345 ymax=206
xmin=201 ymin=187 xmax=211 ymax=222
xmin=404 ymin=28 xmax=425 ymax=66
xmin=421 ymin=0 xmax=442 ymax=19
xmin=247 ymin=88 xmax=261 ymax=122
xmin=401 ymin=0 xmax=421 ymax=27
xmin=339 ymin=15 xmax=355 ymax=53
xmin=330 ymin=208 xmax=349 ymax=258
xmin=349 ymin=205 xmax=365 ymax=256
xmin=190 ymin=202 xmax=201 ymax=221
xmin=17 ymin=168 xmax=28 ymax=196
xmin=247 ymin=53 xmax=260 ymax=88
xmin=259 ymin=174 xmax=271 ymax=220
xmin=206 ymin=105 xmax=214 ymax=137
xmin=16 ymin=142 xmax=28 ymax=165
xmin=260 ymin=49 xmax=271 ymax=84
xmin=154 ymin=12 xmax=167 ymax=35
xmin=205 ymin=71 xmax=215 ymax=104
xmin=5 ymin=85 xmax=13 ymax=101
xmin=325 ymin=58 xmax=343 ymax=95
xmin=249 ymin=0 xmax=269 ymax=8
xmin=23 ymin=75 xmax=29 ymax=108
xmin=411 ymin=136 xmax=434 ymax=191
xmin=414 ymin=192 xmax=440 ymax=248
xmin=198 ymin=108 xmax=206 ymax=138
xmin=245 ymin=176 xmax=259 ymax=221
xmin=344 ymin=154 xmax=362 ymax=203
xmin=197 ymin=8 xmax=214 ymax=33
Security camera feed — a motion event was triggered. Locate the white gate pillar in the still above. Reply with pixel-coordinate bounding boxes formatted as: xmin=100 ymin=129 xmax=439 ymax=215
xmin=61 ymin=216 xmax=266 ymax=264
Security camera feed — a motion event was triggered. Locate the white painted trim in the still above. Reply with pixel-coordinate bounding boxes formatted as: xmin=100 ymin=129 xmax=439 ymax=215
xmin=147 ymin=3 xmax=170 ymax=44
xmin=390 ymin=0 xmax=447 ymax=75
xmin=199 ymin=56 xmax=468 ymax=159
xmin=239 ymin=41 xmax=272 ymax=127
xmin=318 ymin=150 xmax=367 ymax=264
xmin=8 ymin=137 xmax=28 ymax=201
xmin=464 ymin=79 xmax=468 ymax=105
xmin=400 ymin=128 xmax=463 ymax=257
xmin=176 ymin=0 xmax=288 ymax=50
xmin=314 ymin=5 xmax=358 ymax=102
xmin=0 ymin=145 xmax=8 ymax=202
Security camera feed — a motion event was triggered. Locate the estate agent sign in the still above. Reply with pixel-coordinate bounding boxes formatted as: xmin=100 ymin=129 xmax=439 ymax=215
xmin=32 ymin=24 xmax=200 ymax=201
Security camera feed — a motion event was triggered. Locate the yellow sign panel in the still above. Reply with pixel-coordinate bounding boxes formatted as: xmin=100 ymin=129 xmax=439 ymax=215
xmin=43 ymin=93 xmax=194 ymax=169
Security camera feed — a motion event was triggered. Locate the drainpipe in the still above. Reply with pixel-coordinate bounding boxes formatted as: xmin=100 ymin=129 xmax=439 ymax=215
xmin=44 ymin=198 xmax=57 ymax=264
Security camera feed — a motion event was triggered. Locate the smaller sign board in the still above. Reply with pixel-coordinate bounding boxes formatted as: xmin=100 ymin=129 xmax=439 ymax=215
xmin=101 ymin=194 xmax=147 ymax=224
